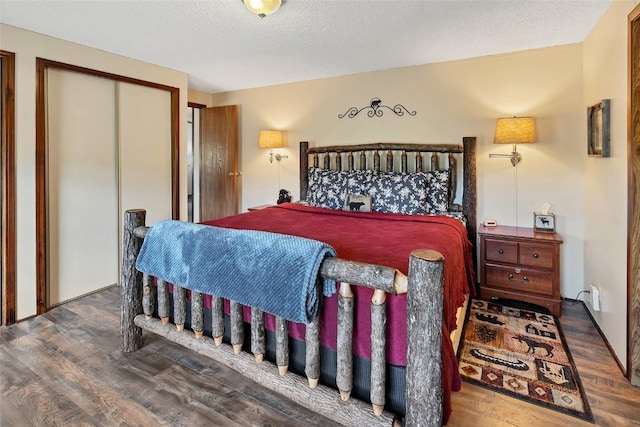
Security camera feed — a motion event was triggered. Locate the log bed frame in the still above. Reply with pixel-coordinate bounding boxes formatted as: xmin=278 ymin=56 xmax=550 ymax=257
xmin=121 ymin=137 xmax=477 ymax=427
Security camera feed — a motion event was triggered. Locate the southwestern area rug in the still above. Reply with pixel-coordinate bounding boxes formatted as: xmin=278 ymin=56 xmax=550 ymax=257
xmin=457 ymin=299 xmax=595 ymax=422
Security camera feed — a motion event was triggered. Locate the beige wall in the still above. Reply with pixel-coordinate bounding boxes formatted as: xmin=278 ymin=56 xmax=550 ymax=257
xmin=583 ymin=0 xmax=638 ymax=370
xmin=212 ymin=44 xmax=586 ymax=310
xmin=1 ymin=24 xmax=189 ymax=319
xmin=188 ymin=89 xmax=213 ymax=107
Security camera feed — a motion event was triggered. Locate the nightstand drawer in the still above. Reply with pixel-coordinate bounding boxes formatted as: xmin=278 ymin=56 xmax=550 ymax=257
xmin=485 ymin=239 xmax=518 ymax=264
xmin=485 ymin=264 xmax=553 ymax=296
xmin=519 ymin=243 xmax=553 ymax=269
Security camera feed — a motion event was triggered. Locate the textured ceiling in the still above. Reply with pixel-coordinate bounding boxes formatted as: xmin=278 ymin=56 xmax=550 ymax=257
xmin=0 ymin=0 xmax=612 ymax=93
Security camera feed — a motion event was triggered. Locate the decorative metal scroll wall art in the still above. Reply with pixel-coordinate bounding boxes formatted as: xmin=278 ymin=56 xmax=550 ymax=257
xmin=338 ymin=97 xmax=417 ymax=119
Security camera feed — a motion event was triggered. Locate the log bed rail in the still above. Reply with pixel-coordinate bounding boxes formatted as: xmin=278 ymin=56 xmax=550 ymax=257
xmin=121 ymin=211 xmax=445 ymax=427
xmin=121 ymin=138 xmax=476 ymax=427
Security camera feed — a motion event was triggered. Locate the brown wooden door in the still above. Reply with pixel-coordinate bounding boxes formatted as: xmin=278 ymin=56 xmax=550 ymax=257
xmin=200 ymin=105 xmax=239 ymax=221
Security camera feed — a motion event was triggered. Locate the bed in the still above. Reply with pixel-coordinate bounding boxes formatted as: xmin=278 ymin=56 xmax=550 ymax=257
xmin=121 ymin=137 xmax=477 ymax=427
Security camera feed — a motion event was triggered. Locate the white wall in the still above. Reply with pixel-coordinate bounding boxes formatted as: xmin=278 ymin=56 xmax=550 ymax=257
xmin=583 ymin=0 xmax=638 ymax=370
xmin=1 ymin=24 xmax=189 ymax=319
xmin=212 ymin=44 xmax=586 ymax=307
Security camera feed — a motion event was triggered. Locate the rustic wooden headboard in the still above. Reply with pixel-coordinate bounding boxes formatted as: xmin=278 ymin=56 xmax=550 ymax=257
xmin=298 ymin=138 xmax=478 ymax=270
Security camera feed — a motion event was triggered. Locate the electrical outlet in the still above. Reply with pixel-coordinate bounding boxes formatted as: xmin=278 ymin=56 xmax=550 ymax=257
xmin=591 ymin=284 xmax=601 ymax=311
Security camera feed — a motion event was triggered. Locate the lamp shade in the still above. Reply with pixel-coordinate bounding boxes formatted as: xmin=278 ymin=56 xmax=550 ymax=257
xmin=258 ymin=130 xmax=284 ymax=148
xmin=494 ymin=117 xmax=536 ymax=144
xmin=243 ymin=0 xmax=282 ymax=18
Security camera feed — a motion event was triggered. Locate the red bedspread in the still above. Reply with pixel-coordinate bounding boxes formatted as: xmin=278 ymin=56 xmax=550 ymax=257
xmin=201 ymin=202 xmax=475 ymax=422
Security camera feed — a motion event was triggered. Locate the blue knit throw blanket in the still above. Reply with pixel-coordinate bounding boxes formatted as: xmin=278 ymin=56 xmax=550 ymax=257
xmin=135 ymin=220 xmax=337 ymax=324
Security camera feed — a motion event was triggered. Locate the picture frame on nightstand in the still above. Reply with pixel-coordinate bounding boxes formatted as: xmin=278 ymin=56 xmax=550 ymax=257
xmin=533 ymin=212 xmax=555 ymax=233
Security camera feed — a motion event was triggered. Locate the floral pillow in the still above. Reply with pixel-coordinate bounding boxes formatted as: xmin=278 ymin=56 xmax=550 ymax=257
xmin=307 ymin=168 xmax=349 ymax=210
xmin=424 ymin=169 xmax=450 ymax=214
xmin=346 ymin=169 xmax=375 ymax=195
xmin=367 ymin=172 xmax=429 ymax=214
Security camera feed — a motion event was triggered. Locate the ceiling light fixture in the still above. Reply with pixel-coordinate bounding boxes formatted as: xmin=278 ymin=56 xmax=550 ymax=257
xmin=242 ymin=0 xmax=283 ymax=18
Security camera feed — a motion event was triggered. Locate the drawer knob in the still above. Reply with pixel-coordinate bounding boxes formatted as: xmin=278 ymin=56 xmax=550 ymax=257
xmin=498 ymin=249 xmax=504 ymax=254
xmin=533 ymin=253 xmax=539 ymax=259
xmin=508 ymin=274 xmax=529 ymax=285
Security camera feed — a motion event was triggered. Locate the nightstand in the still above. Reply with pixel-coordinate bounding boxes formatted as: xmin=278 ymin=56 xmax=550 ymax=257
xmin=478 ymin=225 xmax=563 ymax=317
xmin=248 ymin=204 xmax=275 ymax=211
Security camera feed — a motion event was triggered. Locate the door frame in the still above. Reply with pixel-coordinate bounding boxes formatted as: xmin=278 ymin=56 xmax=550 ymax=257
xmin=35 ymin=58 xmax=180 ymax=314
xmin=188 ymin=102 xmax=206 ymax=222
xmin=628 ymin=4 xmax=640 ymax=386
xmin=1 ymin=50 xmax=16 ymax=325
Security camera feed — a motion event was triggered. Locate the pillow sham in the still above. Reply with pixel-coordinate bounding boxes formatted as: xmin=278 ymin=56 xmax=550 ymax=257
xmin=346 ymin=169 xmax=374 ymax=196
xmin=424 ymin=169 xmax=450 ymax=214
xmin=367 ymin=172 xmax=429 ymax=215
xmin=307 ymin=168 xmax=349 ymax=210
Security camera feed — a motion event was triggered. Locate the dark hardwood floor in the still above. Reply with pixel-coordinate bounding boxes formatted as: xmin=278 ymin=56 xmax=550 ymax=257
xmin=0 ymin=287 xmax=337 ymax=427
xmin=1 ymin=286 xmax=639 ymax=426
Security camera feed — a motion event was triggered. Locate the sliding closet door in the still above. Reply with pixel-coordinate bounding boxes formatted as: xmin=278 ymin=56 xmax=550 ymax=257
xmin=117 ymin=82 xmax=172 ymax=227
xmin=47 ymin=69 xmax=118 ymax=306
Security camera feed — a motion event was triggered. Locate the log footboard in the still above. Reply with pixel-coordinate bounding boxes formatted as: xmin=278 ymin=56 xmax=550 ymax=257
xmin=120 ymin=210 xmax=445 ymax=427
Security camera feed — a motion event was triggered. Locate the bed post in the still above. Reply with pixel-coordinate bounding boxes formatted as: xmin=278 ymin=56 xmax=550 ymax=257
xmin=121 ymin=208 xmax=146 ymax=352
xmin=405 ymin=249 xmax=444 ymax=427
xmin=300 ymin=141 xmax=309 ymax=201
xmin=462 ymin=136 xmax=477 ymax=285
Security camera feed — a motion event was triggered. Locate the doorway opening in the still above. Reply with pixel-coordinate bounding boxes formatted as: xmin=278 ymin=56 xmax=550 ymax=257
xmin=187 ymin=102 xmax=205 ymax=222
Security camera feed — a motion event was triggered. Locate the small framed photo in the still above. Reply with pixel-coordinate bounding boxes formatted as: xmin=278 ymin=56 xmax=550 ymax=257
xmin=587 ymin=99 xmax=610 ymax=157
xmin=533 ymin=212 xmax=556 ymax=233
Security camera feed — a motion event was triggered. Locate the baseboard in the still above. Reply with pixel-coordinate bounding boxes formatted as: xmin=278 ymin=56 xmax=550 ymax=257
xmin=563 ymin=297 xmax=627 ymax=377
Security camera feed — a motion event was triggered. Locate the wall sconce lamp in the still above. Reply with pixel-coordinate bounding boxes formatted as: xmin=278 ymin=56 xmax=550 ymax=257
xmin=242 ymin=0 xmax=283 ymax=18
xmin=258 ymin=130 xmax=288 ymax=163
xmin=489 ymin=117 xmax=537 ymax=166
